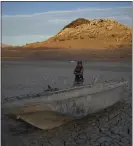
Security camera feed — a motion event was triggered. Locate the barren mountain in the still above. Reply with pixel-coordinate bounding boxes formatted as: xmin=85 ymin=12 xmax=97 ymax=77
xmin=2 ymin=18 xmax=132 ymax=60
xmin=24 ymin=18 xmax=132 ymax=50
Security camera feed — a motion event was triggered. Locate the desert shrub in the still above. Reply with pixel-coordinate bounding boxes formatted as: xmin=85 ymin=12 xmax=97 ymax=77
xmin=89 ymin=35 xmax=96 ymax=38
xmin=59 ymin=38 xmax=65 ymax=41
xmin=80 ymin=36 xmax=84 ymax=39
xmin=111 ymin=34 xmax=116 ymax=37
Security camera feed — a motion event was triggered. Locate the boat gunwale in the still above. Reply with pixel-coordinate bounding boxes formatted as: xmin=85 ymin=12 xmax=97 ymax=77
xmin=2 ymin=81 xmax=128 ymax=108
xmin=4 ymin=80 xmax=126 ymax=102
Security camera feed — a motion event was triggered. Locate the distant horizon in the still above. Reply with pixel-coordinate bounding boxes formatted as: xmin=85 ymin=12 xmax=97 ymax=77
xmin=2 ymin=1 xmax=132 ymax=46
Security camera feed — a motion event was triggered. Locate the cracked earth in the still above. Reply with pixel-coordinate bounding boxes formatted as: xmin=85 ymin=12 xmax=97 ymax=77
xmin=2 ymin=92 xmax=131 ymax=146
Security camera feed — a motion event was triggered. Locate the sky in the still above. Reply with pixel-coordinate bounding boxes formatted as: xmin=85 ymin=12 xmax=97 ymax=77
xmin=2 ymin=1 xmax=132 ymax=46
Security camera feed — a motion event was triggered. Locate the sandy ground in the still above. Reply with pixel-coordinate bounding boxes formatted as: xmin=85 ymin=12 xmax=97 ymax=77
xmin=1 ymin=60 xmax=132 ymax=146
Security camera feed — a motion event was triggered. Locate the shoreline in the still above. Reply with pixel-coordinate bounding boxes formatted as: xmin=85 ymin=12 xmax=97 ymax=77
xmin=2 ymin=57 xmax=132 ymax=62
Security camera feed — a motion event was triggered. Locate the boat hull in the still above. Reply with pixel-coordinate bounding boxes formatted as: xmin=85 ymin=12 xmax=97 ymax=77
xmin=2 ymin=81 xmax=127 ymax=130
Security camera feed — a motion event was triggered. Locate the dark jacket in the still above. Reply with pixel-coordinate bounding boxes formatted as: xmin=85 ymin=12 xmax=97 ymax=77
xmin=74 ymin=66 xmax=83 ymax=75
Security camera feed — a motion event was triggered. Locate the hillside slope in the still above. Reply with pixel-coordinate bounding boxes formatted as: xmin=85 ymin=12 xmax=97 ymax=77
xmin=24 ymin=18 xmax=132 ymax=49
xmin=2 ymin=18 xmax=132 ymax=60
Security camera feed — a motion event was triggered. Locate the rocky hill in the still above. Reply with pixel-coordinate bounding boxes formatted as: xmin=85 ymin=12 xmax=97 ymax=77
xmin=2 ymin=18 xmax=132 ymax=60
xmin=23 ymin=18 xmax=132 ymax=49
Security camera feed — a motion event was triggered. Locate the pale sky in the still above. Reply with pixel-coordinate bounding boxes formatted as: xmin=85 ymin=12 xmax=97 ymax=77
xmin=2 ymin=2 xmax=132 ymax=46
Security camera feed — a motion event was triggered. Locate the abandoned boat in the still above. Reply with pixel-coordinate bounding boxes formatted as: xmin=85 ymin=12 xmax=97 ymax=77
xmin=2 ymin=78 xmax=128 ymax=130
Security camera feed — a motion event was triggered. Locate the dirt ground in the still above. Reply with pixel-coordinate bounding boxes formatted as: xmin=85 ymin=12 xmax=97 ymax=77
xmin=1 ymin=60 xmax=132 ymax=146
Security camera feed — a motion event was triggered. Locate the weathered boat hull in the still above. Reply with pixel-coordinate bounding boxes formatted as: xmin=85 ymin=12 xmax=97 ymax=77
xmin=2 ymin=81 xmax=128 ymax=130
